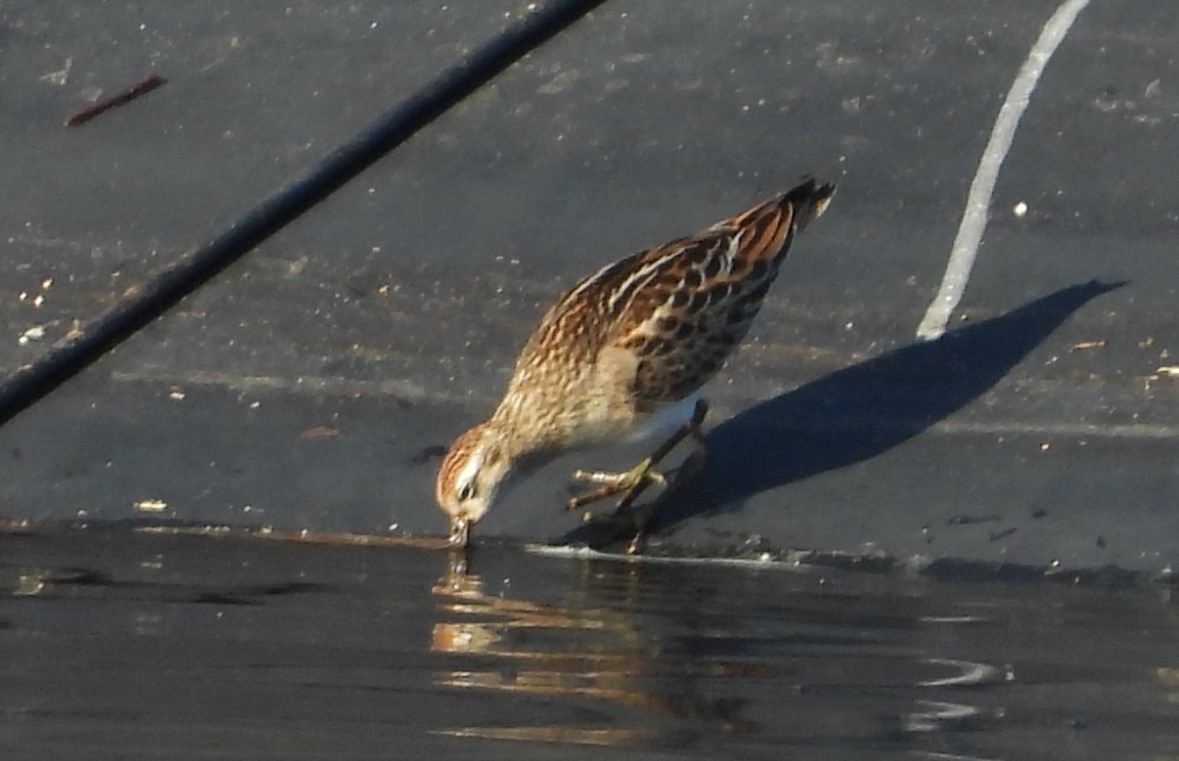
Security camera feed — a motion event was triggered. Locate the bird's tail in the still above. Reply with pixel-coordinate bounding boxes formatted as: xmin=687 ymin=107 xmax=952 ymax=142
xmin=781 ymin=176 xmax=836 ymax=232
xmin=711 ymin=176 xmax=836 ymax=269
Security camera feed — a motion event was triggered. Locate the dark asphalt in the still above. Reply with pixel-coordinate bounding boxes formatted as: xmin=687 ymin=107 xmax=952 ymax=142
xmin=1 ymin=1 xmax=1176 ymax=578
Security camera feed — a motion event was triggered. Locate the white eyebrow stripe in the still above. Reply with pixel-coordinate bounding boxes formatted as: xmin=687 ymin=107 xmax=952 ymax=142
xmin=455 ymin=450 xmax=483 ymax=490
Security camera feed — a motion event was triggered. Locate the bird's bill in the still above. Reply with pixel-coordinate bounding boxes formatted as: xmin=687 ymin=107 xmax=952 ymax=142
xmin=448 ymin=516 xmax=472 ymax=547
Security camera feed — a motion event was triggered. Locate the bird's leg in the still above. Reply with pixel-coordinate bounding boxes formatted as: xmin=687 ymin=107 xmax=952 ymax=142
xmin=567 ymin=399 xmax=707 ymax=511
xmin=568 ymin=400 xmax=709 ymax=551
xmin=621 ymin=412 xmax=708 ymax=553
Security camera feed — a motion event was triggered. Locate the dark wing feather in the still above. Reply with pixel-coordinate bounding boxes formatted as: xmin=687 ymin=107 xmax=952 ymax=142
xmin=511 ymin=178 xmax=834 ymax=408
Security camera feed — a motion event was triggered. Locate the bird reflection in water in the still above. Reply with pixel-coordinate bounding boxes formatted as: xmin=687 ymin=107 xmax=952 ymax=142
xmin=430 ymin=548 xmax=763 ymax=746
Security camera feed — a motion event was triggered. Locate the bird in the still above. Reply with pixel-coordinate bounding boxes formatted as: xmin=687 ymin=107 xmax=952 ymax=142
xmin=436 ymin=177 xmax=835 ymax=551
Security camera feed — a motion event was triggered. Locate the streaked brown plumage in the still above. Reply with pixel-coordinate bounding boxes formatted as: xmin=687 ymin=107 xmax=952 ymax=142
xmin=437 ymin=178 xmax=835 ymax=549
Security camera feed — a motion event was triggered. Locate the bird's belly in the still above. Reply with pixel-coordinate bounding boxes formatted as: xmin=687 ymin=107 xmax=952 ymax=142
xmin=550 ymin=390 xmax=700 ymax=453
xmin=623 ymin=391 xmax=702 ymax=444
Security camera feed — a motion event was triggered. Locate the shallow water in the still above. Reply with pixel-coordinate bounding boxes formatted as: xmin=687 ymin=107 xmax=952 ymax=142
xmin=1 ymin=527 xmax=1177 ymax=760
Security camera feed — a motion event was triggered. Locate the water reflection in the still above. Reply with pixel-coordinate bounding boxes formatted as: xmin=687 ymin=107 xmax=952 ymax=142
xmin=429 ymin=548 xmax=1179 ymax=757
xmin=3 ymin=529 xmax=1179 ymax=759
xmin=431 ymin=549 xmax=761 ymax=745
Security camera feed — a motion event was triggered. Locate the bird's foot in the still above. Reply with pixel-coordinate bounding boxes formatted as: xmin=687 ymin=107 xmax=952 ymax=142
xmin=579 ymin=500 xmax=657 ymax=555
xmin=565 ymin=399 xmax=709 ymax=554
xmin=566 ymin=459 xmax=667 ymax=555
xmin=569 ymin=445 xmax=708 ymax=555
xmin=567 ymin=458 xmax=666 ymax=511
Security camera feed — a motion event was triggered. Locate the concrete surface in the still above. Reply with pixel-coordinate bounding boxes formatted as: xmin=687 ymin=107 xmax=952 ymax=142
xmin=1 ymin=2 xmax=1177 ymax=577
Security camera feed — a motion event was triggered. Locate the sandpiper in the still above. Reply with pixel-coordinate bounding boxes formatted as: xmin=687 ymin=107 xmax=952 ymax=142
xmin=436 ymin=177 xmax=835 ymax=551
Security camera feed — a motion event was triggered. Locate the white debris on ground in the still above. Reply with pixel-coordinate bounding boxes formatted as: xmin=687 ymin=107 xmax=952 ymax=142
xmin=17 ymin=325 xmax=46 ymax=345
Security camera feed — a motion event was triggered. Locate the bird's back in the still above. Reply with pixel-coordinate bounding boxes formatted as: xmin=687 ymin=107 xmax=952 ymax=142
xmin=501 ymin=178 xmax=834 ymax=443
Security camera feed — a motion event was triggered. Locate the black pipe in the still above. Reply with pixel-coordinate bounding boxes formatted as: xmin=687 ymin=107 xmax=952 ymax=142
xmin=0 ymin=0 xmax=609 ymax=427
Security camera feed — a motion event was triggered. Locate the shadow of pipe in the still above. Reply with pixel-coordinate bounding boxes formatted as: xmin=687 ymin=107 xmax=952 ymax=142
xmin=563 ymin=279 xmax=1124 ymax=548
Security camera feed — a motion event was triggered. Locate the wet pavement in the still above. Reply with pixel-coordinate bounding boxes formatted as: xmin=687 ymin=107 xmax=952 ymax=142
xmin=2 ymin=525 xmax=1179 ymax=760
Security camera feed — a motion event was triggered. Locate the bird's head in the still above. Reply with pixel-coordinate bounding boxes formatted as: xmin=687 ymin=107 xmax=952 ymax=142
xmin=435 ymin=423 xmax=513 ymax=547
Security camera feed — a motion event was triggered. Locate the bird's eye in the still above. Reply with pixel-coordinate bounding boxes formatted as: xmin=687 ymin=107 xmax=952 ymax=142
xmin=457 ymin=483 xmax=476 ymax=502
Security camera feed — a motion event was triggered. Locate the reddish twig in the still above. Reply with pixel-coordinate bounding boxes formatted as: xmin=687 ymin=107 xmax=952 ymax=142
xmin=63 ymin=73 xmax=166 ymax=127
